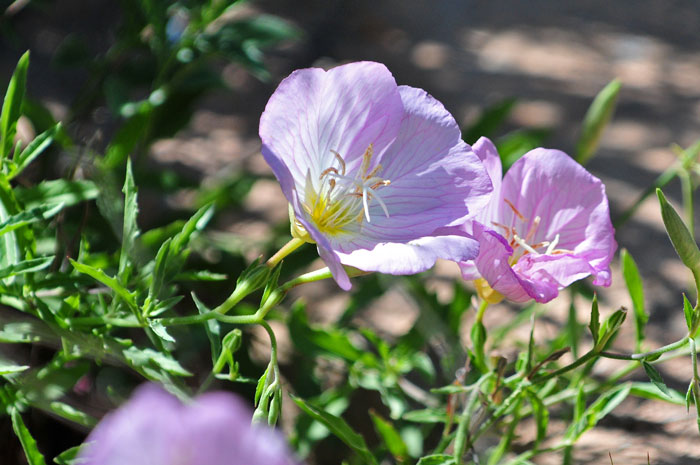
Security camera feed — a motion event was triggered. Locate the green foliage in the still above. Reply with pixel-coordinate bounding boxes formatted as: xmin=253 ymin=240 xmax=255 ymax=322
xmin=1 ymin=10 xmax=699 ymax=465
xmin=11 ymin=408 xmax=47 ymax=465
xmin=576 ymin=79 xmax=621 ymax=165
xmin=292 ymin=395 xmax=379 ymax=465
xmin=621 ymin=249 xmax=648 ymax=349
xmin=657 ymin=188 xmax=700 ymax=286
xmin=1 ymin=51 xmax=29 ymax=159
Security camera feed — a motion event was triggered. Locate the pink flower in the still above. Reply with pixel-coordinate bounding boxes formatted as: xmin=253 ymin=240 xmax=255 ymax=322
xmin=459 ymin=138 xmax=616 ymax=303
xmin=260 ymin=61 xmax=492 ymax=289
xmin=79 ymin=385 xmax=298 ymax=465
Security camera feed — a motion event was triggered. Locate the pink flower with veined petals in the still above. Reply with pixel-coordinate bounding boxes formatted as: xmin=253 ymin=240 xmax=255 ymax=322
xmin=459 ymin=137 xmax=616 ymax=303
xmin=260 ymin=61 xmax=492 ymax=289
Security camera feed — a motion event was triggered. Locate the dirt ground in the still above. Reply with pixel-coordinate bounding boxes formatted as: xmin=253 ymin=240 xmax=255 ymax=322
xmin=4 ymin=0 xmax=700 ymax=463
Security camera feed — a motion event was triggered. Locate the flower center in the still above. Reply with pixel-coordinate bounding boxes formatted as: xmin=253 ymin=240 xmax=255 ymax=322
xmin=492 ymin=198 xmax=572 ymax=266
xmin=301 ymin=144 xmax=391 ymax=236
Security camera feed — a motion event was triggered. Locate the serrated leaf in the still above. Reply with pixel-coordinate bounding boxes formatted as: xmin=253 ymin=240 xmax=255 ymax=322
xmin=621 ymin=249 xmax=647 ymax=349
xmin=148 ymin=320 xmax=175 ymax=343
xmin=121 ymin=346 xmax=191 ymax=377
xmin=1 ymin=51 xmax=29 ymax=159
xmin=11 ymin=407 xmax=47 ymax=465
xmin=576 ymin=78 xmax=621 ymax=165
xmin=642 ymin=361 xmax=670 ymax=397
xmin=15 ymin=179 xmax=98 ymax=209
xmin=292 ymin=394 xmax=378 ymax=465
xmin=370 ymin=411 xmax=408 ymax=461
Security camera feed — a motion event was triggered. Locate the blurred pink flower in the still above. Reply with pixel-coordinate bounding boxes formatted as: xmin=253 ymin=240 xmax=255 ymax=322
xmin=459 ymin=137 xmax=616 ymax=303
xmin=260 ymin=61 xmax=492 ymax=289
xmin=79 ymin=384 xmax=297 ymax=465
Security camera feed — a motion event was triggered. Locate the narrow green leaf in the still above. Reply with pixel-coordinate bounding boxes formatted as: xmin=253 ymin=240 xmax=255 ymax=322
xmin=642 ymin=361 xmax=670 ymax=397
xmin=53 ymin=444 xmax=87 ymax=465
xmin=683 ymin=294 xmax=694 ymax=333
xmin=118 ymin=158 xmax=139 ymax=283
xmin=588 ymin=294 xmax=600 ymax=344
xmin=11 ymin=407 xmax=47 ymax=465
xmin=49 ymin=401 xmax=96 ymax=427
xmin=370 ymin=411 xmax=409 ymax=461
xmin=170 ymin=203 xmax=215 ymax=253
xmin=292 ymin=394 xmax=378 ymax=465
xmin=401 ymin=408 xmax=448 ymax=424
xmin=525 ymin=389 xmax=549 ymax=446
xmin=10 ymin=123 xmax=61 ymax=179
xmin=0 ymin=203 xmax=63 ymax=237
xmin=686 ymin=381 xmax=693 ymax=412
xmin=629 ymin=382 xmax=685 ymax=405
xmin=69 ymin=259 xmax=137 ymax=311
xmin=1 ymin=51 xmax=30 ymax=159
xmin=0 ymin=256 xmax=53 ymax=279
xmin=0 ymin=363 xmax=29 ymax=375
xmin=192 ymin=292 xmax=220 ymax=365
xmin=621 ymin=249 xmax=647 ymax=349
xmin=470 ymin=320 xmax=487 ymax=373
xmin=254 ymin=366 xmax=269 ymax=406
xmin=148 ymin=320 xmax=175 ymax=343
xmin=657 ymin=189 xmax=700 ymax=276
xmin=121 ymin=346 xmax=191 ymax=377
xmin=15 ymin=179 xmax=98 ymax=209
xmin=595 ymin=307 xmax=627 ymax=350
xmin=576 ymin=78 xmax=621 ymax=164
xmin=417 ymin=455 xmax=457 ymax=465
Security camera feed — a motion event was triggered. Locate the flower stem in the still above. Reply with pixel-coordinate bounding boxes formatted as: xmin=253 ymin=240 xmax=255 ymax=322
xmin=599 ymin=337 xmax=690 ymax=360
xmin=476 ymin=299 xmax=489 ymax=323
xmin=266 ymin=237 xmax=306 ymax=268
xmin=279 ymin=267 xmax=333 ymax=292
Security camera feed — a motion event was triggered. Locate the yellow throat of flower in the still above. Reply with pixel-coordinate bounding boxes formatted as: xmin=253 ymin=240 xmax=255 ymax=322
xmin=294 ymin=144 xmax=391 ymax=239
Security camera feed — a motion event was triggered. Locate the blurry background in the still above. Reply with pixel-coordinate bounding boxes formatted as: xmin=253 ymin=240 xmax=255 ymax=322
xmin=2 ymin=0 xmax=700 ymax=463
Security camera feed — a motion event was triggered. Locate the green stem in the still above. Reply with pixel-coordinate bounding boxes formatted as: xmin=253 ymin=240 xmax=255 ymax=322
xmin=599 ymin=337 xmax=689 ymax=360
xmin=453 ymin=376 xmax=490 ymax=464
xmin=266 ymin=237 xmax=306 ymax=268
xmin=279 ymin=267 xmax=333 ymax=291
xmin=466 ymin=381 xmax=529 ymax=454
xmin=476 ymin=299 xmax=489 ymax=323
xmin=530 ymin=350 xmax=597 ymax=385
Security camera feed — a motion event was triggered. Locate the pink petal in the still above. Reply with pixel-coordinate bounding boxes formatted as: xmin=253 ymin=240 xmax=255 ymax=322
xmin=260 ymin=62 xmax=404 ymax=200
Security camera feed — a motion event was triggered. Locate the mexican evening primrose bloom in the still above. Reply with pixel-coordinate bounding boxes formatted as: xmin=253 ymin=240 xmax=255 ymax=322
xmin=78 ymin=384 xmax=298 ymax=465
xmin=260 ymin=61 xmax=492 ymax=289
xmin=459 ymin=137 xmax=616 ymax=303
